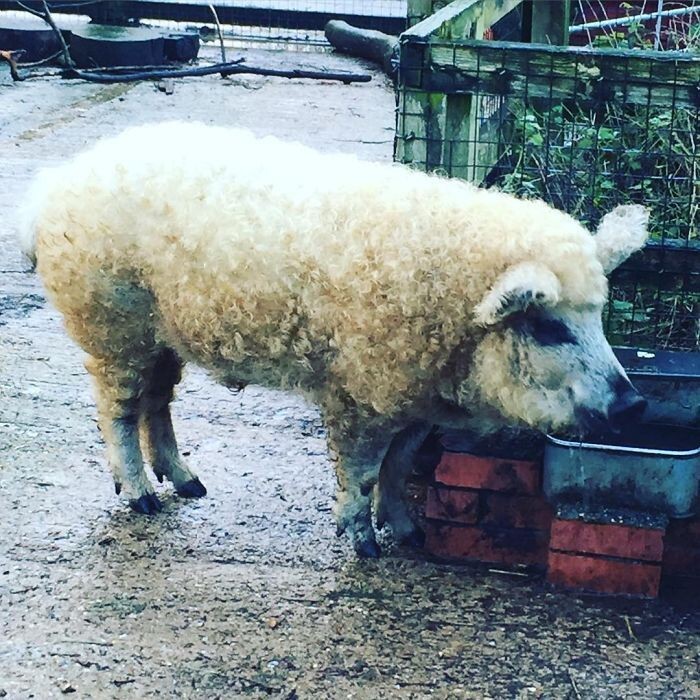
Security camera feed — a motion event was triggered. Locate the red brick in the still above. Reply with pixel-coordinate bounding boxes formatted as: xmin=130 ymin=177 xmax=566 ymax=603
xmin=662 ymin=544 xmax=700 ymax=577
xmin=665 ymin=517 xmax=700 ymax=546
xmin=481 ymin=493 xmax=553 ymax=530
xmin=550 ymin=519 xmax=664 ymax=562
xmin=425 ymin=521 xmax=549 ymax=566
xmin=547 ymin=551 xmax=661 ymax=597
xmin=425 ymin=486 xmax=479 ymax=525
xmin=434 ymin=452 xmax=541 ymax=494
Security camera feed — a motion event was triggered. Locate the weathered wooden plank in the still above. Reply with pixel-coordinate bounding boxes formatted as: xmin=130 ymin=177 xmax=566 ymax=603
xmin=430 ymin=39 xmax=700 ymax=87
xmin=530 ymin=0 xmax=571 ymax=45
xmin=401 ymin=39 xmax=700 ymax=108
xmin=423 ymin=66 xmax=699 ymax=108
xmin=621 ymin=239 xmax=700 ymax=272
xmin=395 ymin=89 xmax=448 ymax=171
xmin=407 ymin=0 xmax=435 ymax=27
xmin=403 ymin=0 xmax=524 ymax=41
xmin=402 ymin=0 xmax=481 ymax=39
xmin=442 ymin=93 xmax=475 ymax=179
xmin=443 ymin=92 xmax=505 ymax=181
xmin=400 ymin=2 xmax=528 ymax=181
xmin=609 ymin=241 xmax=700 ymax=293
xmin=396 ymin=86 xmax=506 ymax=182
xmin=611 ymin=269 xmax=700 ymax=293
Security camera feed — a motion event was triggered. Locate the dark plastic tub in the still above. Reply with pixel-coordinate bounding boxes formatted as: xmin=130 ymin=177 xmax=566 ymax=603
xmin=614 ymin=347 xmax=700 ymax=428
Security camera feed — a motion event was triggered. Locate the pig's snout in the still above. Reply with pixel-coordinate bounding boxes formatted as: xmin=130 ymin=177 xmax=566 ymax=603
xmin=607 ymin=379 xmax=647 ymax=432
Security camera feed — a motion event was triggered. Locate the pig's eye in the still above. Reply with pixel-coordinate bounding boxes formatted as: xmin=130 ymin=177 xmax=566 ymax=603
xmin=507 ymin=312 xmax=578 ymax=346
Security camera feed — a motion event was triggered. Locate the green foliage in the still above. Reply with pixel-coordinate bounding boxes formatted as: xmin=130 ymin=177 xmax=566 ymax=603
xmin=497 ymin=100 xmax=698 ymax=350
xmin=499 ymin=102 xmax=697 ymax=243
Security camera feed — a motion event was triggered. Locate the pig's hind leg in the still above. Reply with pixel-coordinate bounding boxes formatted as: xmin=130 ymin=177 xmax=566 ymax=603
xmin=139 ymin=348 xmax=206 ymax=498
xmin=86 ymin=355 xmax=163 ymax=514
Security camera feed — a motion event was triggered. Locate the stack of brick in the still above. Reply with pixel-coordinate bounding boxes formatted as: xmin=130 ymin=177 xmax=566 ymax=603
xmin=424 ymin=451 xmax=552 ymax=568
xmin=546 ymin=510 xmax=666 ymax=598
xmin=420 ymin=440 xmax=700 ymax=599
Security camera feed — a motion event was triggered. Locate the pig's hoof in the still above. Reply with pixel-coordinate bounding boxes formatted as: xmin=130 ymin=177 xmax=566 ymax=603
xmin=154 ymin=471 xmax=164 ymax=484
xmin=176 ymin=478 xmax=207 ymax=498
xmin=114 ymin=481 xmax=122 ymax=495
xmin=130 ymin=492 xmax=163 ymax=515
xmin=401 ymin=527 xmax=426 ymax=548
xmin=355 ymin=538 xmax=381 ymax=559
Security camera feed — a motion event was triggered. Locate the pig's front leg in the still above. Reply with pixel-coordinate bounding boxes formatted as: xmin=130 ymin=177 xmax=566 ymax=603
xmin=374 ymin=422 xmax=433 ymax=546
xmin=323 ymin=407 xmax=397 ymax=558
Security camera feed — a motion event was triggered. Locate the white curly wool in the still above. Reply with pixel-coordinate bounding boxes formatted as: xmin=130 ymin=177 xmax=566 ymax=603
xmin=594 ymin=204 xmax=650 ymax=274
xmin=20 ymin=123 xmax=615 ymax=407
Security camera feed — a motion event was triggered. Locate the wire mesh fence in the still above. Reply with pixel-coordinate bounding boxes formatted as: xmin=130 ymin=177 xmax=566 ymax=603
xmin=1 ymin=0 xmax=407 ymax=49
xmin=569 ymin=0 xmax=700 ymax=51
xmin=396 ymin=36 xmax=700 ymax=351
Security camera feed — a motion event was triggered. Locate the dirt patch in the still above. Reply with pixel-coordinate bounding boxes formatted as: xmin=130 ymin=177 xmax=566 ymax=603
xmin=0 ymin=47 xmax=698 ymax=700
xmin=15 ymin=83 xmax=136 ymax=143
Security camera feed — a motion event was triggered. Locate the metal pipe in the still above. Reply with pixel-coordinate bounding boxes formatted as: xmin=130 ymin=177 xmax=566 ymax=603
xmin=569 ymin=3 xmax=700 ymax=34
xmin=654 ymin=0 xmax=664 ymax=49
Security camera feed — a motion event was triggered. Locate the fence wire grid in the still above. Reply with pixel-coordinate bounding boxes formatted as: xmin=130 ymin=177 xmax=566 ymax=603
xmin=2 ymin=0 xmax=407 ymax=49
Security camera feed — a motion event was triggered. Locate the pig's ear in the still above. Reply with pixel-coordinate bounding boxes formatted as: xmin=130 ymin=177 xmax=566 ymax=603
xmin=594 ymin=204 xmax=649 ymax=274
xmin=474 ymin=262 xmax=561 ymax=327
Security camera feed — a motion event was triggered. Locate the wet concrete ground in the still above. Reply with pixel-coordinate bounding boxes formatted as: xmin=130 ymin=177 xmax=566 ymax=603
xmin=0 ymin=47 xmax=698 ymax=699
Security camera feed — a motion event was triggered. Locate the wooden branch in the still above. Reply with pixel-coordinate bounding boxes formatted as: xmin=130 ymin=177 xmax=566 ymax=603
xmin=324 ymin=20 xmax=398 ymax=77
xmin=0 ymin=49 xmax=23 ymax=80
xmin=38 ymin=0 xmax=74 ymax=68
xmin=12 ymin=0 xmax=75 ymax=69
xmin=61 ymin=59 xmax=243 ymax=82
xmin=60 ymin=59 xmax=371 ymax=84
xmin=220 ymin=62 xmax=372 ymax=84
xmin=17 ymin=48 xmax=62 ymax=67
xmin=67 ymin=63 xmax=194 ymax=75
xmin=208 ymin=3 xmax=226 ymax=63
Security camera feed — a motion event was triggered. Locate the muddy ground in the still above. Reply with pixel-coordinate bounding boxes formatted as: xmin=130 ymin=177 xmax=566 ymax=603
xmin=0 ymin=46 xmax=698 ymax=700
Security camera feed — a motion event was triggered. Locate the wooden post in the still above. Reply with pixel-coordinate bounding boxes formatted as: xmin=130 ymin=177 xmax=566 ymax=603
xmin=443 ymin=94 xmax=474 ymax=180
xmin=407 ymin=0 xmax=435 ymax=27
xmin=529 ymin=0 xmax=571 ymax=45
xmin=395 ymin=89 xmax=447 ymax=172
xmin=399 ymin=1 xmax=527 ymax=183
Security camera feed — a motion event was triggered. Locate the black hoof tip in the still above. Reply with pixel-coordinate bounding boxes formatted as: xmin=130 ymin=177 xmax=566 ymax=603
xmin=376 ymin=517 xmax=386 ymax=531
xmin=355 ymin=539 xmax=381 ymax=559
xmin=155 ymin=472 xmax=164 ymax=484
xmin=130 ymin=492 xmax=163 ymax=515
xmin=176 ymin=477 xmax=207 ymax=499
xmin=401 ymin=527 xmax=426 ymax=548
xmin=114 ymin=482 xmax=122 ymax=495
